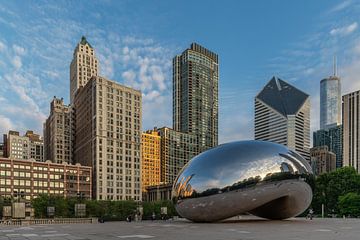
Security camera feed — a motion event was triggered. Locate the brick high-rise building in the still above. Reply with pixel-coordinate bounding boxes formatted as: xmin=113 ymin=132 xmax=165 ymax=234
xmin=74 ymin=76 xmax=142 ymax=201
xmin=44 ymin=97 xmax=72 ymax=163
xmin=173 ymin=43 xmax=218 ymax=152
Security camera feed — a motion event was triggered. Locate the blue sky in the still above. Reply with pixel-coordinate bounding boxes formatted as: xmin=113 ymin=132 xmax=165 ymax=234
xmin=1 ymin=0 xmax=360 ymax=143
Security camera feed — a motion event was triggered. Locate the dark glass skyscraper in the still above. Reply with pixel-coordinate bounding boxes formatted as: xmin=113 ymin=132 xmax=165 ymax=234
xmin=173 ymin=43 xmax=218 ymax=152
xmin=313 ymin=125 xmax=343 ymax=168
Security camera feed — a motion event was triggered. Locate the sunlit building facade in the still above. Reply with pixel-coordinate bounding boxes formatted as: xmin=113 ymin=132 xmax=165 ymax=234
xmin=255 ymin=77 xmax=311 ymax=162
xmin=141 ymin=129 xmax=161 ymax=192
xmin=173 ymin=43 xmax=219 ymax=152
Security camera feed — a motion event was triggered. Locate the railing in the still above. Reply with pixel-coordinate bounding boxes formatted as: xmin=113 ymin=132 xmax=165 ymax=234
xmin=0 ymin=218 xmax=98 ymax=226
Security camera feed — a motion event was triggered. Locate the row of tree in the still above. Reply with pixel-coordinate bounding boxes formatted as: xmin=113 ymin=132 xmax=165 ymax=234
xmin=29 ymin=195 xmax=176 ymax=220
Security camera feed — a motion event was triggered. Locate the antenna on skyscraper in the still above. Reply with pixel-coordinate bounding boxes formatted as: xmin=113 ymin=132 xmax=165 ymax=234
xmin=333 ymin=55 xmax=337 ymax=76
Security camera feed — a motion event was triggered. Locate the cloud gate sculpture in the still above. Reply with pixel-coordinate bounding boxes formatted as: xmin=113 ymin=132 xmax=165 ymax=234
xmin=172 ymin=141 xmax=314 ymax=222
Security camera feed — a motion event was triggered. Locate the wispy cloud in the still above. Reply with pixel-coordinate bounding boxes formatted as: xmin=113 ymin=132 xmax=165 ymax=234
xmin=330 ymin=22 xmax=358 ymax=36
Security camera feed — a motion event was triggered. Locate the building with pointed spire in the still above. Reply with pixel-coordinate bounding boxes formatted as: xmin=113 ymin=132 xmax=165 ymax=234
xmin=255 ymin=76 xmax=311 ymax=161
xmin=320 ymin=57 xmax=341 ymax=130
xmin=70 ymin=36 xmax=99 ymax=104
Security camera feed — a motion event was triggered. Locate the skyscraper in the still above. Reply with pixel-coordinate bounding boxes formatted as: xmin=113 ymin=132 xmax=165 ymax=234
xmin=70 ymin=36 xmax=99 ymax=104
xmin=44 ymin=97 xmax=72 ymax=164
xmin=74 ymin=76 xmax=142 ymax=201
xmin=173 ymin=43 xmax=218 ymax=152
xmin=141 ymin=129 xmax=161 ymax=192
xmin=320 ymin=63 xmax=341 ymax=130
xmin=343 ymin=90 xmax=360 ymax=172
xmin=313 ymin=125 xmax=343 ymax=168
xmin=255 ymin=76 xmax=311 ymax=161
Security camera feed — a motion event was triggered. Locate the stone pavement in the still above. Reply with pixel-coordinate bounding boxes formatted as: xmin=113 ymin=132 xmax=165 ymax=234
xmin=1 ymin=217 xmax=359 ymax=240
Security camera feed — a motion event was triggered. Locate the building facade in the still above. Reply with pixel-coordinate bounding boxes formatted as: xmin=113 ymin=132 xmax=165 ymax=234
xmin=313 ymin=125 xmax=343 ymax=168
xmin=255 ymin=77 xmax=311 ymax=162
xmin=74 ymin=76 xmax=142 ymax=201
xmin=0 ymin=157 xmax=91 ymax=201
xmin=320 ymin=75 xmax=341 ymax=130
xmin=343 ymin=90 xmax=360 ymax=172
xmin=310 ymin=146 xmax=336 ymax=175
xmin=3 ymin=130 xmax=44 ymax=161
xmin=70 ymin=36 xmax=99 ymax=104
xmin=157 ymin=127 xmax=198 ymax=184
xmin=44 ymin=97 xmax=72 ymax=164
xmin=173 ymin=43 xmax=219 ymax=152
xmin=0 ymin=142 xmax=4 ymax=157
xmin=141 ymin=130 xmax=161 ymax=192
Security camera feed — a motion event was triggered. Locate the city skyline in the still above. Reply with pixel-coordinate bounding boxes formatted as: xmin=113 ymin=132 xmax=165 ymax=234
xmin=1 ymin=1 xmax=360 ymax=144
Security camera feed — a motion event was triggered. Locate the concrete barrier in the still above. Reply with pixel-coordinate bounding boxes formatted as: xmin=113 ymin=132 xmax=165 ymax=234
xmin=0 ymin=218 xmax=98 ymax=226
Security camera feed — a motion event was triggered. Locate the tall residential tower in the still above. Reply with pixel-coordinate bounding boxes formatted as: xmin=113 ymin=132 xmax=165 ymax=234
xmin=173 ymin=43 xmax=218 ymax=152
xmin=255 ymin=77 xmax=311 ymax=162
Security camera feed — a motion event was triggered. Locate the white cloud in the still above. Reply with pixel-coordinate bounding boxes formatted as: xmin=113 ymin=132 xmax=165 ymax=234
xmin=13 ymin=44 xmax=25 ymax=55
xmin=330 ymin=22 xmax=358 ymax=36
xmin=0 ymin=40 xmax=5 ymax=52
xmin=0 ymin=115 xmax=14 ymax=133
xmin=11 ymin=55 xmax=22 ymax=69
xmin=328 ymin=0 xmax=352 ymax=13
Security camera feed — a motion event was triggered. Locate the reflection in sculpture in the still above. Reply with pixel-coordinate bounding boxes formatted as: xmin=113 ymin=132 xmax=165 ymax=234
xmin=172 ymin=141 xmax=314 ymax=222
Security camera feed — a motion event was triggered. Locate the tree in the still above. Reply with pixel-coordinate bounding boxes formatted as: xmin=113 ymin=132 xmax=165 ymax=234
xmin=338 ymin=192 xmax=360 ymax=217
xmin=312 ymin=167 xmax=360 ymax=216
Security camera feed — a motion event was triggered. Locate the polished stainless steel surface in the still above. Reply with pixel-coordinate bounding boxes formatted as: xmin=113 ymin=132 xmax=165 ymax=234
xmin=172 ymin=140 xmax=314 ymax=222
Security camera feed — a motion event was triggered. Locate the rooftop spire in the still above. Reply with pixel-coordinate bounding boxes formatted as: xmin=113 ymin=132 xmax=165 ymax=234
xmin=80 ymin=36 xmax=92 ymax=48
xmin=333 ymin=55 xmax=337 ymax=76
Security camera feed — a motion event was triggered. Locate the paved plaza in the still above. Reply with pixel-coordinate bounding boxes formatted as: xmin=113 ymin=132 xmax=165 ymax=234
xmin=1 ymin=217 xmax=360 ymax=240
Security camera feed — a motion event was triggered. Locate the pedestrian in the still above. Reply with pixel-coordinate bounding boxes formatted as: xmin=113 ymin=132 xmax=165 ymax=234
xmin=151 ymin=212 xmax=156 ymax=221
xmin=307 ymin=208 xmax=314 ymax=220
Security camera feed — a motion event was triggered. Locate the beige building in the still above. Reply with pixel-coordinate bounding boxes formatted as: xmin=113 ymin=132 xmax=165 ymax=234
xmin=255 ymin=77 xmax=311 ymax=162
xmin=0 ymin=157 xmax=91 ymax=201
xmin=157 ymin=127 xmax=198 ymax=184
xmin=141 ymin=130 xmax=161 ymax=192
xmin=310 ymin=146 xmax=336 ymax=175
xmin=70 ymin=36 xmax=99 ymax=104
xmin=3 ymin=130 xmax=44 ymax=161
xmin=44 ymin=97 xmax=72 ymax=164
xmin=343 ymin=90 xmax=360 ymax=172
xmin=74 ymin=76 xmax=142 ymax=201
xmin=143 ymin=183 xmax=172 ymax=202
